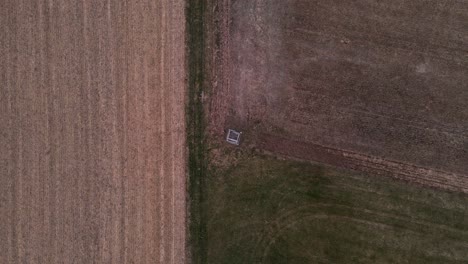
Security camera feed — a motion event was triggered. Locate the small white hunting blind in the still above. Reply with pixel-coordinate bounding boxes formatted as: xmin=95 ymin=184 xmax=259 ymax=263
xmin=226 ymin=129 xmax=241 ymax=145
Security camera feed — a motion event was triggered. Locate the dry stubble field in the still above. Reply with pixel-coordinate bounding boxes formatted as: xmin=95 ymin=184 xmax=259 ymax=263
xmin=1 ymin=1 xmax=186 ymax=263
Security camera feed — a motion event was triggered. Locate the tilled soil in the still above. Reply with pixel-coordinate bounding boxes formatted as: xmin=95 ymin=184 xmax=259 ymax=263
xmin=0 ymin=1 xmax=186 ymax=263
xmin=209 ymin=0 xmax=468 ymax=192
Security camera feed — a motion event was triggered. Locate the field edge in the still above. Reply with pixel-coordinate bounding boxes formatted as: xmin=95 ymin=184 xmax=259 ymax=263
xmin=186 ymin=0 xmax=209 ymax=263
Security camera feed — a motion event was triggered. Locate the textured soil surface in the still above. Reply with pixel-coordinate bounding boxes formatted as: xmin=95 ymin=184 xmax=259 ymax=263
xmin=0 ymin=1 xmax=186 ymax=263
xmin=209 ymin=0 xmax=468 ymax=192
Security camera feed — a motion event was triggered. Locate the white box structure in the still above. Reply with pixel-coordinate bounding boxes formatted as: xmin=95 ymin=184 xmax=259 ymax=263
xmin=226 ymin=129 xmax=241 ymax=145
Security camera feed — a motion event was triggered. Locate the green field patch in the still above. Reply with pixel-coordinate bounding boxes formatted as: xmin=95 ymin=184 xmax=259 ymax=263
xmin=204 ymin=153 xmax=468 ymax=263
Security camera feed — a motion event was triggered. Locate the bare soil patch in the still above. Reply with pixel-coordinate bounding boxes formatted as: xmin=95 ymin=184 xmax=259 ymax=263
xmin=209 ymin=0 xmax=468 ymax=192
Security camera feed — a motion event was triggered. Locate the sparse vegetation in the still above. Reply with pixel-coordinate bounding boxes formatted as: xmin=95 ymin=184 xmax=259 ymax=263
xmin=203 ymin=150 xmax=468 ymax=263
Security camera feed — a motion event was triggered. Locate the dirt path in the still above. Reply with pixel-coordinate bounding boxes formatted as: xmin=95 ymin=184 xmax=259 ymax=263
xmin=258 ymin=134 xmax=468 ymax=193
xmin=0 ymin=1 xmax=186 ymax=263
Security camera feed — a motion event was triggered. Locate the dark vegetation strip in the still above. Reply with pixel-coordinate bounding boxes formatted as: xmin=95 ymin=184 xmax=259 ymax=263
xmin=186 ymin=0 xmax=207 ymax=263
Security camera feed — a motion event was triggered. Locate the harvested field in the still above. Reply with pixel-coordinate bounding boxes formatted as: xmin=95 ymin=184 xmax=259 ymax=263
xmin=209 ymin=0 xmax=468 ymax=191
xmin=0 ymin=1 xmax=186 ymax=263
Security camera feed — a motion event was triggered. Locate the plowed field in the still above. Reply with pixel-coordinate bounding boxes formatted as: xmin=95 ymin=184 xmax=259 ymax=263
xmin=209 ymin=0 xmax=468 ymax=192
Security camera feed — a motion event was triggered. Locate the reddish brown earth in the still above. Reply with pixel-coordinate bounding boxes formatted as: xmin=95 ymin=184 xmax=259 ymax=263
xmin=208 ymin=0 xmax=468 ymax=192
xmin=0 ymin=1 xmax=186 ymax=263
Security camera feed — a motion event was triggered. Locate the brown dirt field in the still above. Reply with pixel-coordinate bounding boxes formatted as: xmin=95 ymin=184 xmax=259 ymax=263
xmin=208 ymin=0 xmax=468 ymax=192
xmin=0 ymin=1 xmax=186 ymax=263
xmin=258 ymin=133 xmax=468 ymax=193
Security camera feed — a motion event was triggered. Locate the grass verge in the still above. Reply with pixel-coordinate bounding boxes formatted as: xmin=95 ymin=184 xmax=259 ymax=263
xmin=186 ymin=0 xmax=207 ymax=263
